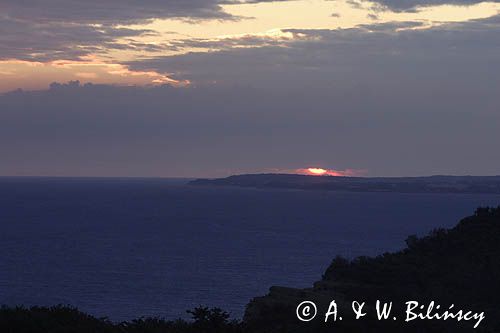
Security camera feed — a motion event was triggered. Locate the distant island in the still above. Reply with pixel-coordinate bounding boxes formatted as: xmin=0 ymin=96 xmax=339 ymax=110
xmin=190 ymin=173 xmax=500 ymax=194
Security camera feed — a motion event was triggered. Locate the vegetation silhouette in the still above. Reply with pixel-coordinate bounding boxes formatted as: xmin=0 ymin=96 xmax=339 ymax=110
xmin=245 ymin=206 xmax=500 ymax=332
xmin=0 ymin=305 xmax=243 ymax=333
xmin=2 ymin=207 xmax=500 ymax=332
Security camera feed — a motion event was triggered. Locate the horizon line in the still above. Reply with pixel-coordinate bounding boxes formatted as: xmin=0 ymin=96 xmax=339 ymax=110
xmin=2 ymin=173 xmax=500 ymax=180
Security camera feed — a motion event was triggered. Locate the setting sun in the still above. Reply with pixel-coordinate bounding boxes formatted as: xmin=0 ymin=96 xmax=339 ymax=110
xmin=307 ymin=168 xmax=328 ymax=175
xmin=295 ymin=167 xmax=364 ymax=176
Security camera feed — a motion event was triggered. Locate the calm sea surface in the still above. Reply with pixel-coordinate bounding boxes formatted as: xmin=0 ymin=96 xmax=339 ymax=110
xmin=1 ymin=177 xmax=500 ymax=320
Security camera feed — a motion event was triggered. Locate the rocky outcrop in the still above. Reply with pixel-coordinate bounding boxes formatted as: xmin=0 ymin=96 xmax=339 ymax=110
xmin=244 ymin=207 xmax=500 ymax=332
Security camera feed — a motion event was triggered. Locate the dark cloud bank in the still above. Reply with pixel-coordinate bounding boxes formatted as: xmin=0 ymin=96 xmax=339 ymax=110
xmin=1 ymin=10 xmax=499 ymax=177
xmin=1 ymin=50 xmax=499 ymax=178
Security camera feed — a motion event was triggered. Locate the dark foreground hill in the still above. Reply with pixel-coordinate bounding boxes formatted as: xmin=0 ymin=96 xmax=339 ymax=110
xmin=244 ymin=206 xmax=500 ymax=332
xmin=2 ymin=207 xmax=500 ymax=332
xmin=190 ymin=173 xmax=500 ymax=194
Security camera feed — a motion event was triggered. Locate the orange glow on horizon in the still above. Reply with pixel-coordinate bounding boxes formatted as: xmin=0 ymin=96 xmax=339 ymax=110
xmin=295 ymin=167 xmax=367 ymax=177
xmin=307 ymin=167 xmax=328 ymax=175
xmin=0 ymin=58 xmax=188 ymax=93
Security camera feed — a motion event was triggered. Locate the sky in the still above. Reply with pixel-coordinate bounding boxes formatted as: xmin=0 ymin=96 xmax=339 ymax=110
xmin=0 ymin=0 xmax=499 ymax=177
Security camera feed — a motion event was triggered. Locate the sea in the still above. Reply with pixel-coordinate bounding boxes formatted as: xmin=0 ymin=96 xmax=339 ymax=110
xmin=1 ymin=177 xmax=499 ymax=321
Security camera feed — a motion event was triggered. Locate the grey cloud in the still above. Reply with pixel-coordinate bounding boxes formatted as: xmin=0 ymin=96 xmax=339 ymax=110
xmin=345 ymin=0 xmax=365 ymax=9
xmin=0 ymin=15 xmax=156 ymax=61
xmin=0 ymin=0 xmax=289 ymax=61
xmin=370 ymin=0 xmax=499 ymax=12
xmin=1 ymin=76 xmax=499 ymax=177
xmin=0 ymin=0 xmax=295 ymax=26
xmin=126 ymin=18 xmax=500 ymax=90
xmin=0 ymin=1 xmax=231 ymax=25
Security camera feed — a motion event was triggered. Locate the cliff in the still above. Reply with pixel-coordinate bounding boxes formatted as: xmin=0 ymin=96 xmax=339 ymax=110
xmin=244 ymin=207 xmax=500 ymax=332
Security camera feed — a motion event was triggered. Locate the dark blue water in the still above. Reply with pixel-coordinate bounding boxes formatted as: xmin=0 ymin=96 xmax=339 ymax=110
xmin=1 ymin=177 xmax=499 ymax=321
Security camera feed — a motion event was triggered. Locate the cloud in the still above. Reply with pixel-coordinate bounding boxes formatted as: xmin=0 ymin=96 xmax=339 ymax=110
xmin=0 ymin=15 xmax=159 ymax=61
xmin=371 ymin=0 xmax=499 ymax=12
xmin=2 ymin=0 xmax=498 ymax=63
xmin=1 ymin=46 xmax=500 ymax=177
xmin=1 ymin=16 xmax=499 ymax=177
xmin=0 ymin=0 xmax=293 ymax=62
xmin=0 ymin=1 xmax=233 ymax=25
xmin=126 ymin=17 xmax=500 ymax=90
xmin=0 ymin=1 xmax=298 ymax=25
